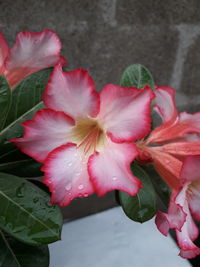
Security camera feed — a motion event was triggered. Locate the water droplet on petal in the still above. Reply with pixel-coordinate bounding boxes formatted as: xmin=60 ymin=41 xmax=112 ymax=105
xmin=65 ymin=184 xmax=72 ymax=191
xmin=68 ymin=162 xmax=72 ymax=167
xmin=78 ymin=184 xmax=84 ymax=190
xmin=76 ymin=172 xmax=81 ymax=176
xmin=84 ymin=193 xmax=88 ymax=197
xmin=112 ymin=176 xmax=117 ymax=181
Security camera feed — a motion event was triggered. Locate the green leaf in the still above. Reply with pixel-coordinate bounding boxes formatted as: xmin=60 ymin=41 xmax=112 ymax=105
xmin=0 ymin=172 xmax=62 ymax=245
xmin=0 ymin=159 xmax=43 ymax=177
xmin=0 ymin=230 xmax=49 ymax=267
xmin=0 ymin=76 xmax=11 ymax=131
xmin=119 ymin=162 xmax=156 ymax=223
xmin=120 ymin=64 xmax=155 ymax=90
xmin=0 ymin=68 xmax=51 ymax=141
xmin=143 ymin=164 xmax=170 ymax=208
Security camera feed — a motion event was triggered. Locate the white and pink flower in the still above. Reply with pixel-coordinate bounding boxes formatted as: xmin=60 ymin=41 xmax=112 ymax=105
xmin=0 ymin=29 xmax=65 ymax=88
xmin=11 ymin=64 xmax=154 ymax=206
xmin=156 ymin=156 xmax=200 ymax=258
xmin=136 ymin=86 xmax=200 ymax=258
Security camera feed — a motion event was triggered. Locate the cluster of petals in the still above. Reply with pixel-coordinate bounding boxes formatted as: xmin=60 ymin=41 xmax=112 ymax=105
xmin=156 ymin=156 xmax=200 ymax=258
xmin=11 ymin=64 xmax=154 ymax=206
xmin=136 ymin=86 xmax=200 ymax=258
xmin=0 ymin=29 xmax=65 ymax=88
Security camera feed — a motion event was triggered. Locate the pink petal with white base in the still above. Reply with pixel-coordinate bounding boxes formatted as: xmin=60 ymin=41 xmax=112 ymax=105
xmin=0 ymin=32 xmax=9 ymax=74
xmin=10 ymin=109 xmax=75 ymax=162
xmin=42 ymin=143 xmax=94 ymax=206
xmin=155 ymin=190 xmax=186 ymax=236
xmin=43 ymin=65 xmax=100 ymax=120
xmin=176 ymin=204 xmax=200 ymax=259
xmin=5 ymin=29 xmax=65 ymax=88
xmin=88 ymin=139 xmax=141 ymax=196
xmin=180 ymin=156 xmax=200 ymax=220
xmin=154 ymin=86 xmax=178 ymax=123
xmin=98 ymin=85 xmax=154 ymax=142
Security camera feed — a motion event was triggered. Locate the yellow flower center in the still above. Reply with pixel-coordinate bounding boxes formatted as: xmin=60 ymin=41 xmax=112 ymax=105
xmin=72 ymin=118 xmax=104 ymax=156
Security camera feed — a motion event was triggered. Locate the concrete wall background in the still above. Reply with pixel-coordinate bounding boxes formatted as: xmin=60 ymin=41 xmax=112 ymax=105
xmin=1 ymin=0 xmax=200 ymax=110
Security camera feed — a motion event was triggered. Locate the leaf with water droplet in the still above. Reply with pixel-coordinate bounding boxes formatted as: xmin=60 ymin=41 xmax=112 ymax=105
xmin=0 ymin=172 xmax=62 ymax=245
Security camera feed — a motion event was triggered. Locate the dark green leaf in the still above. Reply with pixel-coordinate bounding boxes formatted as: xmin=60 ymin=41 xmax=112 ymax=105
xmin=0 ymin=69 xmax=51 ymax=141
xmin=0 ymin=172 xmax=62 ymax=245
xmin=120 ymin=64 xmax=155 ymax=90
xmin=0 ymin=159 xmax=43 ymax=177
xmin=0 ymin=76 xmax=11 ymax=131
xmin=0 ymin=230 xmax=49 ymax=267
xmin=143 ymin=164 xmax=170 ymax=208
xmin=119 ymin=162 xmax=156 ymax=223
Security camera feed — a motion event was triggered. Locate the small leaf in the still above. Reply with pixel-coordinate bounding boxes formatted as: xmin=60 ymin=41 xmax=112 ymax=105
xmin=0 ymin=230 xmax=49 ymax=267
xmin=0 ymin=68 xmax=51 ymax=141
xmin=0 ymin=75 xmax=11 ymax=131
xmin=119 ymin=162 xmax=156 ymax=223
xmin=0 ymin=172 xmax=62 ymax=245
xmin=120 ymin=64 xmax=155 ymax=90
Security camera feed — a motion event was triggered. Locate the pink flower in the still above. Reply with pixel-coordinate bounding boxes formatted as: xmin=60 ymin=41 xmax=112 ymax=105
xmin=137 ymin=86 xmax=200 ymax=190
xmin=156 ymin=156 xmax=200 ymax=258
xmin=0 ymin=29 xmax=65 ymax=88
xmin=11 ymin=64 xmax=154 ymax=206
xmin=136 ymin=86 xmax=200 ymax=258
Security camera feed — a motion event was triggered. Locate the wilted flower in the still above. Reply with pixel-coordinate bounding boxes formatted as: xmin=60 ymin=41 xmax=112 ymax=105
xmin=11 ymin=64 xmax=154 ymax=206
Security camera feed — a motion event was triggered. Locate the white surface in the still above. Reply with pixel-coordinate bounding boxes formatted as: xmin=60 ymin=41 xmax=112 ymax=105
xmin=50 ymin=207 xmax=190 ymax=267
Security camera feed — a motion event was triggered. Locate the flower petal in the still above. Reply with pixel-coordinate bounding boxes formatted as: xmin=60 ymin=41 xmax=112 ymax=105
xmin=10 ymin=109 xmax=75 ymax=162
xmin=180 ymin=156 xmax=200 ymax=221
xmin=148 ymin=148 xmax=181 ymax=189
xmin=98 ymin=85 xmax=154 ymax=142
xmin=176 ymin=204 xmax=200 ymax=259
xmin=154 ymin=86 xmax=178 ymax=123
xmin=5 ymin=29 xmax=65 ymax=88
xmin=180 ymin=155 xmax=200 ymax=183
xmin=161 ymin=142 xmax=200 ymax=157
xmin=42 ymin=143 xmax=94 ymax=206
xmin=88 ymin=138 xmax=141 ymax=196
xmin=147 ymin=87 xmax=179 ymax=144
xmin=148 ymin=112 xmax=200 ymax=144
xmin=0 ymin=32 xmax=9 ymax=74
xmin=155 ymin=190 xmax=186 ymax=236
xmin=43 ymin=64 xmax=100 ymax=121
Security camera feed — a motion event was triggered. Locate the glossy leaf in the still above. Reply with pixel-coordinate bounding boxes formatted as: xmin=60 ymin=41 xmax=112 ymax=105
xmin=120 ymin=64 xmax=155 ymax=90
xmin=0 ymin=68 xmax=51 ymax=141
xmin=0 ymin=76 xmax=11 ymax=131
xmin=119 ymin=162 xmax=156 ymax=223
xmin=0 ymin=230 xmax=49 ymax=267
xmin=0 ymin=172 xmax=62 ymax=245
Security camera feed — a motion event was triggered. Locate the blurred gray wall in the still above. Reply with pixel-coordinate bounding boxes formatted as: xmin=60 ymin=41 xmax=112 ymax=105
xmin=1 ymin=0 xmax=200 ymax=220
xmin=1 ymin=0 xmax=200 ymax=111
